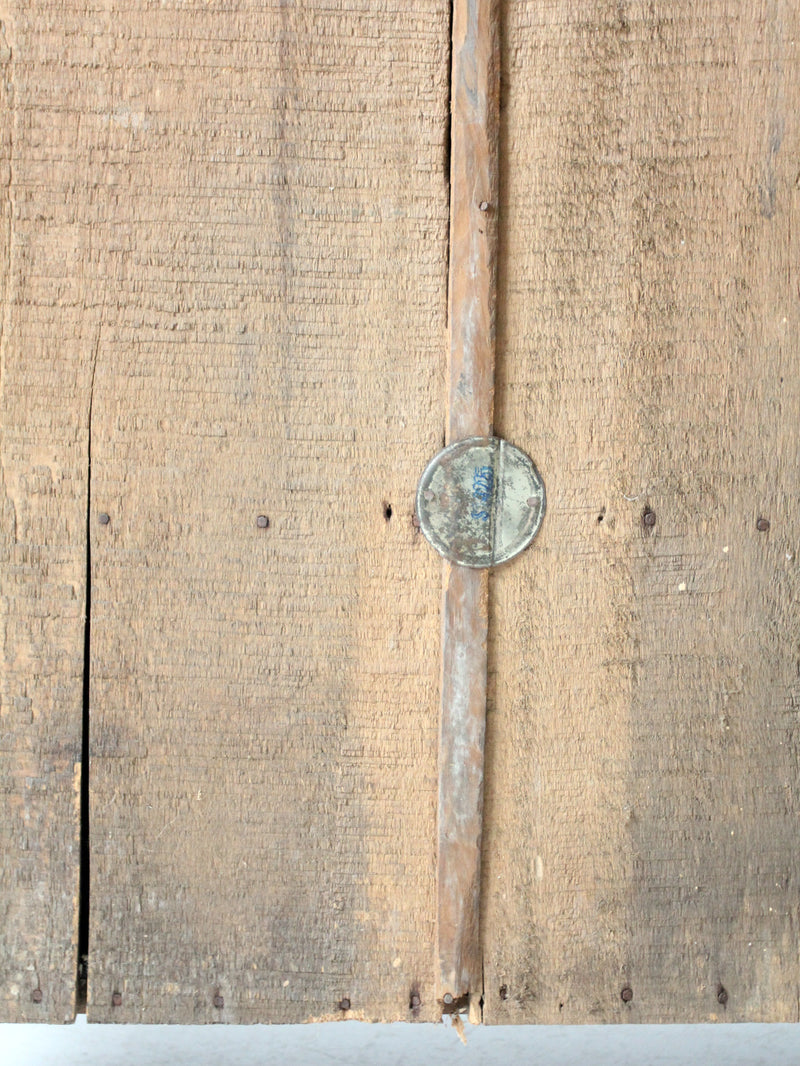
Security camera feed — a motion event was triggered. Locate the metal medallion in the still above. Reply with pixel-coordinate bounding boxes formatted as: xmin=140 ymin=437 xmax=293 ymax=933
xmin=416 ymin=437 xmax=545 ymax=568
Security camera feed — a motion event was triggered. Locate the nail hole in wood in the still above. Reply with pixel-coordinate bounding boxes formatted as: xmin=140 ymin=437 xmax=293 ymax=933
xmin=383 ymin=502 xmax=392 ymax=522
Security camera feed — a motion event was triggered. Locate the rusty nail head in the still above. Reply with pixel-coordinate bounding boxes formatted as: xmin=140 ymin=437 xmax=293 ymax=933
xmin=479 ymin=201 xmax=490 ymax=212
xmin=213 ymin=993 xmax=224 ymax=1009
xmin=32 ymin=988 xmax=43 ymax=1004
xmin=717 ymin=987 xmax=729 ymax=1005
xmin=442 ymin=992 xmax=454 ymax=1005
xmin=111 ymin=991 xmax=122 ymax=1007
xmin=256 ymin=515 xmax=269 ymax=528
xmin=756 ymin=517 xmax=770 ymax=532
xmin=339 ymin=997 xmax=351 ymax=1011
xmin=642 ymin=509 xmax=656 ymax=528
xmin=410 ymin=993 xmax=421 ymax=1009
xmin=98 ymin=513 xmax=110 ymax=525
xmin=621 ymin=986 xmax=633 ymax=1003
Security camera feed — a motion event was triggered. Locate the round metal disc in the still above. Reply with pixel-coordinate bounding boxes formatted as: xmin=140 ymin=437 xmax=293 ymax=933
xmin=416 ymin=437 xmax=545 ymax=568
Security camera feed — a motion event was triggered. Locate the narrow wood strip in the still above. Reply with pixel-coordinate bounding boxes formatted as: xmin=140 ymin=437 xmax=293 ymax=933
xmin=437 ymin=0 xmax=499 ymax=1012
xmin=447 ymin=0 xmax=499 ymax=443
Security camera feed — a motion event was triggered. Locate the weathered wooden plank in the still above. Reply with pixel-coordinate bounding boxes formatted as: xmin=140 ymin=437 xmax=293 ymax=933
xmin=482 ymin=0 xmax=800 ymax=1024
xmin=84 ymin=0 xmax=450 ymax=1024
xmin=0 ymin=5 xmax=92 ymax=1022
xmin=437 ymin=0 xmax=499 ymax=1017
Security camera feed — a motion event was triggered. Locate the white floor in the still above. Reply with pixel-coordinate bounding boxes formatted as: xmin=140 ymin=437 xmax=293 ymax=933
xmin=4 ymin=1016 xmax=800 ymax=1066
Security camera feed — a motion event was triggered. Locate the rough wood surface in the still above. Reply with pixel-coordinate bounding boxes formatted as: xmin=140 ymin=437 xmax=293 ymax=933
xmin=437 ymin=563 xmax=489 ymax=1012
xmin=447 ymin=0 xmax=499 ymax=442
xmin=482 ymin=0 xmax=800 ymax=1025
xmin=82 ymin=0 xmax=450 ymax=1024
xmin=0 ymin=7 xmax=90 ymax=1022
xmin=437 ymin=0 xmax=499 ymax=1015
xmin=4 ymin=0 xmax=800 ymax=1030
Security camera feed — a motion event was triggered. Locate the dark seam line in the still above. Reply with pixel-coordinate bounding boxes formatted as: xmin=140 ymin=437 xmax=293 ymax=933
xmin=76 ymin=357 xmax=96 ymax=1013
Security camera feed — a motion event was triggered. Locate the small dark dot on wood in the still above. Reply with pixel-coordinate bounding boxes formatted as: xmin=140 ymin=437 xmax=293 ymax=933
xmin=98 ymin=513 xmax=110 ymax=526
xmin=410 ymin=992 xmax=421 ymax=1009
xmin=756 ymin=517 xmax=770 ymax=532
xmin=621 ymin=986 xmax=633 ymax=1003
xmin=256 ymin=514 xmax=269 ymax=529
xmin=717 ymin=986 xmax=729 ymax=1006
xmin=338 ymin=997 xmax=351 ymax=1011
xmin=642 ymin=508 xmax=656 ymax=529
xmin=499 ymin=984 xmax=508 ymax=1001
xmin=383 ymin=502 xmax=392 ymax=521
xmin=31 ymin=989 xmax=43 ymax=1004
xmin=111 ymin=991 xmax=122 ymax=1007
xmin=597 ymin=513 xmax=604 ymax=523
xmin=558 ymin=1002 xmax=564 ymax=1011
xmin=213 ymin=993 xmax=224 ymax=1009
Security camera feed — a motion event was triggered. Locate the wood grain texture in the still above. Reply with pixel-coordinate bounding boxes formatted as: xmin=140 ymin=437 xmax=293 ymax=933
xmin=447 ymin=0 xmax=499 ymax=442
xmin=437 ymin=563 xmax=488 ymax=1010
xmin=0 ymin=5 xmax=91 ymax=1022
xmin=437 ymin=0 xmax=499 ymax=1013
xmin=82 ymin=0 xmax=450 ymax=1024
xmin=482 ymin=0 xmax=800 ymax=1024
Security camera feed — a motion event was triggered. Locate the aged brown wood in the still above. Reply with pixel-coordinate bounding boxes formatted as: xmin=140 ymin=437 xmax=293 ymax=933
xmin=437 ymin=0 xmax=499 ymax=1015
xmin=0 ymin=10 xmax=90 ymax=1022
xmin=481 ymin=0 xmax=800 ymax=1025
xmin=447 ymin=0 xmax=499 ymax=442
xmin=4 ymin=0 xmax=800 ymax=1030
xmin=75 ymin=0 xmax=451 ymax=1024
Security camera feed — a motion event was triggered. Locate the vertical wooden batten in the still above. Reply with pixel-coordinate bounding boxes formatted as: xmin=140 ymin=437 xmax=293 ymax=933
xmin=437 ymin=0 xmax=499 ymax=1016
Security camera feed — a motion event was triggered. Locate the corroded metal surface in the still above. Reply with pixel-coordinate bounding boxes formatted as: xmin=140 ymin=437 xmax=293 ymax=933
xmin=417 ymin=437 xmax=545 ymax=568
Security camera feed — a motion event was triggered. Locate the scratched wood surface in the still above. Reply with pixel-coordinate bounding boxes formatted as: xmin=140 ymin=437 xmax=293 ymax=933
xmin=482 ymin=0 xmax=800 ymax=1024
xmin=72 ymin=0 xmax=450 ymax=1024
xmin=4 ymin=0 xmax=800 ymax=1031
xmin=0 ymin=9 xmax=92 ymax=1022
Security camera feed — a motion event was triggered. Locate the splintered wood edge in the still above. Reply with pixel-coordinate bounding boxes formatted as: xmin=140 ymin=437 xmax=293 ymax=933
xmin=438 ymin=0 xmax=499 ymax=1016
